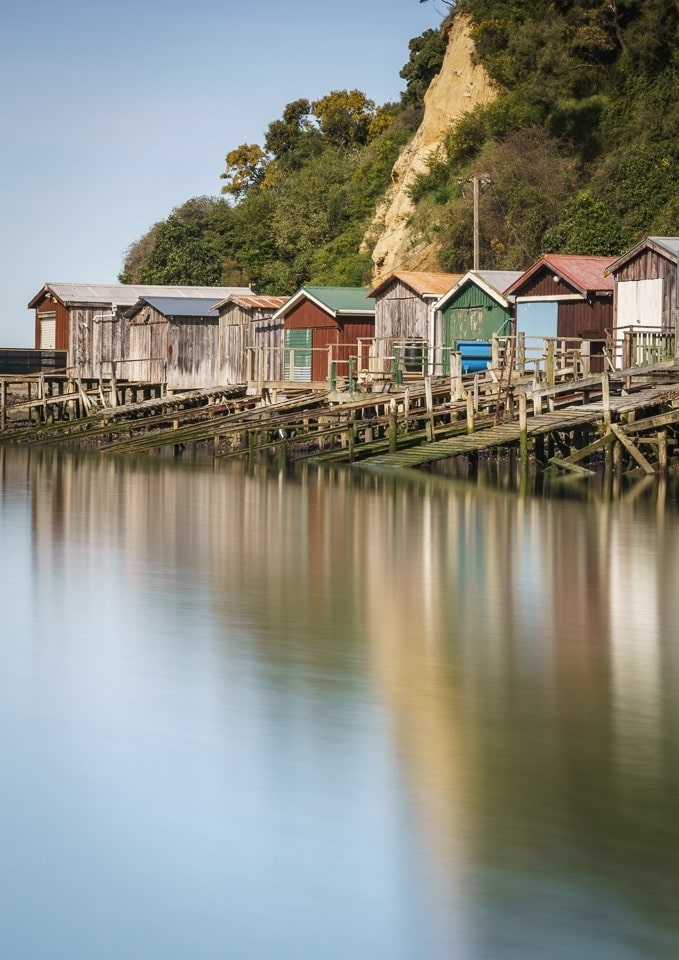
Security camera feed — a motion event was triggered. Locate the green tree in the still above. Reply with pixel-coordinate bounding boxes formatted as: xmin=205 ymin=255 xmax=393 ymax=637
xmin=311 ymin=90 xmax=376 ymax=147
xmin=400 ymin=28 xmax=446 ymax=108
xmin=542 ymin=190 xmax=623 ymax=255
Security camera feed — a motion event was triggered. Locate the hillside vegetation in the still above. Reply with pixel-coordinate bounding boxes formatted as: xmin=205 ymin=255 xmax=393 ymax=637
xmin=120 ymin=0 xmax=679 ymax=291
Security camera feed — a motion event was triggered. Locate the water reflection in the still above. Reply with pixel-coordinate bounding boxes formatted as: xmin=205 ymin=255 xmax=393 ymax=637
xmin=0 ymin=447 xmax=678 ymax=959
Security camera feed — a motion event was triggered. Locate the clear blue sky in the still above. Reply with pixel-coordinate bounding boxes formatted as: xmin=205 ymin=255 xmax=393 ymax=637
xmin=0 ymin=0 xmax=442 ymax=346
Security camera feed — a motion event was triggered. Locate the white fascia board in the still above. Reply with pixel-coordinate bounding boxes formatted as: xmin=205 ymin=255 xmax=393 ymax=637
xmin=515 ymin=294 xmax=585 ymax=302
xmin=433 ymin=272 xmax=509 ymax=311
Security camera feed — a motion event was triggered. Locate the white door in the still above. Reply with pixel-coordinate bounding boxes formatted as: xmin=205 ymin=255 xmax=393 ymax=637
xmin=40 ymin=315 xmax=56 ymax=349
xmin=615 ymin=279 xmax=664 ymax=366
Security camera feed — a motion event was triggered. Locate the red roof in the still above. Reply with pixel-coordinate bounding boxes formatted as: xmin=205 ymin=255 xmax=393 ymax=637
xmin=504 ymin=255 xmax=615 ymax=297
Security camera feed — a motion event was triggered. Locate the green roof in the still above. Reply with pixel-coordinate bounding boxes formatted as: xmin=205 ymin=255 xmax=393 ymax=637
xmin=303 ymin=286 xmax=375 ymax=314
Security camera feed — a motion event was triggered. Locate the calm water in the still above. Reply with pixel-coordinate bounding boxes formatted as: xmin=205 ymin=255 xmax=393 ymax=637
xmin=1 ymin=446 xmax=678 ymax=960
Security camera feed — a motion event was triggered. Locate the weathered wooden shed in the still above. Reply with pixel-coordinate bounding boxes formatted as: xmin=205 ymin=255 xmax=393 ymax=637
xmin=503 ymin=254 xmax=614 ymax=352
xmin=124 ymin=295 xmax=230 ymax=390
xmin=271 ymin=286 xmax=375 ymax=383
xmin=28 ymin=283 xmax=250 ymax=381
xmin=433 ymin=270 xmax=522 ymax=372
xmin=604 ymin=236 xmax=679 ymax=363
xmin=214 ymin=293 xmax=288 ymax=384
xmin=367 ymin=271 xmax=461 ymax=372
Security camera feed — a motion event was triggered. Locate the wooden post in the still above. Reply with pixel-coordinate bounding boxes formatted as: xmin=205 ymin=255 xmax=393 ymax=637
xmin=450 ymin=351 xmax=464 ymax=402
xmin=110 ymin=361 xmax=118 ymax=407
xmin=602 ymin=371 xmax=611 ymax=428
xmin=466 ymin=391 xmax=475 ymax=434
xmin=581 ymin=339 xmax=591 ymax=377
xmin=473 ymin=374 xmax=480 ymax=413
xmin=425 ymin=377 xmax=435 ymax=441
xmin=491 ymin=332 xmax=500 ymax=369
xmin=0 ymin=379 xmax=6 ymax=432
xmin=545 ymin=339 xmax=555 ymax=387
xmin=518 ymin=332 xmax=526 ymax=376
xmin=519 ymin=390 xmax=528 ymax=469
xmin=404 ymin=387 xmax=410 ymax=433
xmin=658 ymin=430 xmax=668 ymax=475
xmin=623 ymin=330 xmax=632 ymax=370
xmin=258 ymin=346 xmax=265 ymax=393
xmin=388 ymin=398 xmax=398 ymax=453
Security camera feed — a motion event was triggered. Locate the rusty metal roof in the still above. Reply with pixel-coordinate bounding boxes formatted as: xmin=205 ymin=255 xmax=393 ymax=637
xmin=213 ymin=294 xmax=289 ymax=312
xmin=504 ymin=255 xmax=615 ymax=298
xmin=368 ymin=271 xmax=462 ymax=299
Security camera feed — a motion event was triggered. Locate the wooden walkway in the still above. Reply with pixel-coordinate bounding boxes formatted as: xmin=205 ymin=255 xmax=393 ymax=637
xmin=357 ymin=409 xmax=599 ymax=471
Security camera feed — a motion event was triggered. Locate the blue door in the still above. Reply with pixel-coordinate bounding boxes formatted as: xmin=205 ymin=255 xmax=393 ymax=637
xmin=516 ymin=300 xmax=558 ymax=339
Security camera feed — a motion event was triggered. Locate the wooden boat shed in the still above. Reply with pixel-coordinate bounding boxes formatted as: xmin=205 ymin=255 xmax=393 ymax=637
xmin=271 ymin=286 xmax=375 ymax=383
xmin=604 ymin=236 xmax=679 ymax=354
xmin=367 ymin=271 xmax=461 ymax=373
xmin=503 ymin=255 xmax=614 ymax=370
xmin=124 ymin=295 xmax=231 ymax=391
xmin=433 ymin=270 xmax=522 ymax=373
xmin=214 ymin=293 xmax=288 ymax=385
xmin=28 ymin=282 xmax=249 ymax=381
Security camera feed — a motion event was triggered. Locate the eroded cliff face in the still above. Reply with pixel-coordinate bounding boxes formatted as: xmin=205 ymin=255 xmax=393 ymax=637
xmin=368 ymin=16 xmax=496 ymax=279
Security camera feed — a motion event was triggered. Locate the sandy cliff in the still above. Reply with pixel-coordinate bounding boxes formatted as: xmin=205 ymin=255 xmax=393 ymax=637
xmin=368 ymin=16 xmax=496 ymax=279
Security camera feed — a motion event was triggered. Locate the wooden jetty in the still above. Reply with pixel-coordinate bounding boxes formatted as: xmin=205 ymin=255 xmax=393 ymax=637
xmin=3 ymin=356 xmax=679 ymax=480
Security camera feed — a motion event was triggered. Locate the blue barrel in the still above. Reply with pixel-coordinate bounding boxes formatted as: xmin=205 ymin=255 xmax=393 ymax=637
xmin=456 ymin=339 xmax=491 ymax=374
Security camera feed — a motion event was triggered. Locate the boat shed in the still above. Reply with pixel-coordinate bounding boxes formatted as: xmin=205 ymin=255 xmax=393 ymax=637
xmin=28 ymin=282 xmax=250 ymax=380
xmin=214 ymin=293 xmax=288 ymax=385
xmin=367 ymin=271 xmax=461 ymax=372
xmin=124 ymin=296 xmax=226 ymax=390
xmin=271 ymin=286 xmax=375 ymax=383
xmin=433 ymin=270 xmax=522 ymax=372
xmin=503 ymin=254 xmax=614 ymax=348
xmin=604 ymin=236 xmax=679 ymax=350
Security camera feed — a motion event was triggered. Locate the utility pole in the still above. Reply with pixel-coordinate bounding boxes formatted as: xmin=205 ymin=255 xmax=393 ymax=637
xmin=473 ymin=176 xmax=481 ymax=271
xmin=459 ymin=174 xmax=492 ymax=270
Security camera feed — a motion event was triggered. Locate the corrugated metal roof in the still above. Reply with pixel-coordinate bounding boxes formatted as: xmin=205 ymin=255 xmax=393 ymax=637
xmin=649 ymin=236 xmax=679 ymax=257
xmin=368 ymin=271 xmax=462 ymax=298
xmin=504 ymin=255 xmax=615 ymax=297
xmin=28 ymin=282 xmax=251 ymax=309
xmin=213 ymin=294 xmax=289 ymax=312
xmin=129 ymin=297 xmax=220 ymax=318
xmin=605 ymin=236 xmax=679 ymax=275
xmin=303 ymin=286 xmax=375 ymax=313
xmin=475 ymin=270 xmax=524 ymax=293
